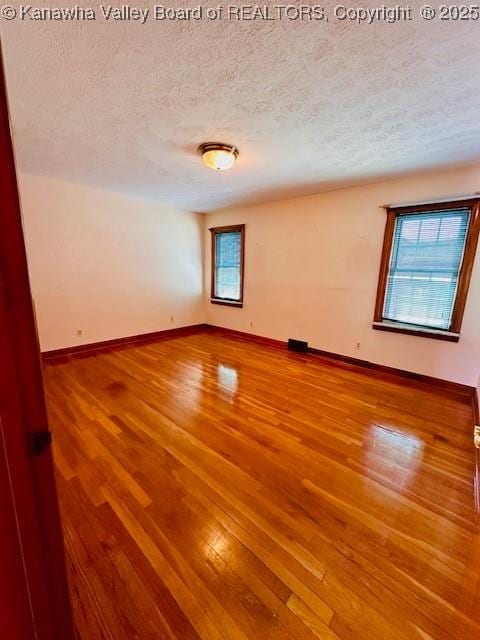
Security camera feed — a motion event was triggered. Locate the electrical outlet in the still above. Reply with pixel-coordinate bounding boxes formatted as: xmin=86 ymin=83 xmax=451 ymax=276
xmin=170 ymin=315 xmax=174 ymax=323
xmin=250 ymin=320 xmax=253 ymax=328
xmin=76 ymin=329 xmax=82 ymax=337
xmin=355 ymin=341 xmax=361 ymax=350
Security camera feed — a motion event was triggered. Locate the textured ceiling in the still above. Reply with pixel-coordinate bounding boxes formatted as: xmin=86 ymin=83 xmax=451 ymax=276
xmin=2 ymin=1 xmax=480 ymax=211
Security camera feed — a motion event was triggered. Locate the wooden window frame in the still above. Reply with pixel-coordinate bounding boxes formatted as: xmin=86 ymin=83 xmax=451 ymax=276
xmin=210 ymin=224 xmax=245 ymax=308
xmin=373 ymin=198 xmax=480 ymax=342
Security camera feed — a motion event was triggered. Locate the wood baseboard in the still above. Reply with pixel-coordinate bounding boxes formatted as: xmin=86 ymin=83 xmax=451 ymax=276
xmin=474 ymin=392 xmax=480 ymax=516
xmin=308 ymin=345 xmax=474 ymax=400
xmin=43 ymin=321 xmax=476 ymax=402
xmin=205 ymin=324 xmax=475 ymax=401
xmin=475 ymin=451 xmax=480 ymax=516
xmin=42 ymin=324 xmax=208 ymax=362
xmin=473 ymin=391 xmax=480 ymax=425
xmin=203 ymin=324 xmax=285 ymax=350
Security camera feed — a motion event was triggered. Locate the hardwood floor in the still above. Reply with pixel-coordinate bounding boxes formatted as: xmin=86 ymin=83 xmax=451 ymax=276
xmin=43 ymin=331 xmax=480 ymax=640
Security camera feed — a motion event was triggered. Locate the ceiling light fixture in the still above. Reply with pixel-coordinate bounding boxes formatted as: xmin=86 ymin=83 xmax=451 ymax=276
xmin=198 ymin=142 xmax=239 ymax=171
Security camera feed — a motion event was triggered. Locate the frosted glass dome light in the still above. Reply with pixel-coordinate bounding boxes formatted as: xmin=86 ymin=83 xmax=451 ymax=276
xmin=198 ymin=143 xmax=239 ymax=171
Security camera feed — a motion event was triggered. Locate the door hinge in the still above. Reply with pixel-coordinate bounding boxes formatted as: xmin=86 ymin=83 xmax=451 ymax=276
xmin=30 ymin=430 xmax=52 ymax=455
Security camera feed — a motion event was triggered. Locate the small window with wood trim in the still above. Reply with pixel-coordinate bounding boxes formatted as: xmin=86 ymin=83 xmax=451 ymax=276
xmin=210 ymin=224 xmax=245 ymax=307
xmin=373 ymin=198 xmax=480 ymax=342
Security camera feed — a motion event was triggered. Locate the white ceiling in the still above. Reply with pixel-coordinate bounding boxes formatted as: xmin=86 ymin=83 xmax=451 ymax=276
xmin=2 ymin=1 xmax=480 ymax=211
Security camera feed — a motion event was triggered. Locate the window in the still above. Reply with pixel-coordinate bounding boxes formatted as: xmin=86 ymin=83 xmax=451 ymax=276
xmin=374 ymin=198 xmax=480 ymax=341
xmin=210 ymin=224 xmax=245 ymax=307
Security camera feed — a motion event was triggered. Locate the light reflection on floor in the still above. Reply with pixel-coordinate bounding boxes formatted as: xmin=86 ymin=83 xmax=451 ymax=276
xmin=364 ymin=424 xmax=424 ymax=489
xmin=177 ymin=362 xmax=204 ymax=408
xmin=217 ymin=363 xmax=239 ymax=399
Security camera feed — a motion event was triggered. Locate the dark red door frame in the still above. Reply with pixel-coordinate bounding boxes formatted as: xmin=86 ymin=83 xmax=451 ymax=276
xmin=0 ymin=45 xmax=74 ymax=639
xmin=0 ymin=416 xmax=36 ymax=640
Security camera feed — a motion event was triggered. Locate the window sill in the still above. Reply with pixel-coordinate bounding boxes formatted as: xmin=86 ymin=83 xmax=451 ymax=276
xmin=372 ymin=321 xmax=460 ymax=342
xmin=210 ymin=298 xmax=243 ymax=308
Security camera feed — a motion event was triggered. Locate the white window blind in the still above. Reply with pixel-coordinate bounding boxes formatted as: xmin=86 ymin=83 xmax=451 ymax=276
xmin=214 ymin=230 xmax=241 ymax=300
xmin=383 ymin=208 xmax=470 ymax=330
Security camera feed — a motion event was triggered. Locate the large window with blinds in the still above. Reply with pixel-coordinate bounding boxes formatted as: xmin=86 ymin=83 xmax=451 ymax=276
xmin=374 ymin=199 xmax=480 ymax=341
xmin=210 ymin=224 xmax=245 ymax=307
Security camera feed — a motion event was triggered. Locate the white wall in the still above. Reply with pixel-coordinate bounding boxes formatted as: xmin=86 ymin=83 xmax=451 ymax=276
xmin=19 ymin=173 xmax=205 ymax=352
xmin=205 ymin=164 xmax=480 ymax=386
xmin=19 ymin=166 xmax=480 ymax=386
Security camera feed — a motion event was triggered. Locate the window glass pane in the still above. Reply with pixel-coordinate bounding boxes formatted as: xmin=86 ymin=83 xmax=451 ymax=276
xmin=215 ymin=231 xmax=241 ymax=300
xmin=383 ymin=209 xmax=469 ymax=330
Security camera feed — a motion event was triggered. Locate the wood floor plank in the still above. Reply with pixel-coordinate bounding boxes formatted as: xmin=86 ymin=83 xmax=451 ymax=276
xmin=44 ymin=332 xmax=480 ymax=639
